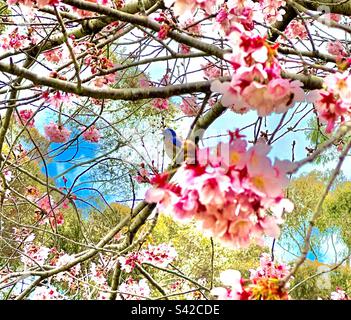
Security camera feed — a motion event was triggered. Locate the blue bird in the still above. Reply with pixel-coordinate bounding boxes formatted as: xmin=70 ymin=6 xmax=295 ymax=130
xmin=162 ymin=128 xmax=183 ymax=161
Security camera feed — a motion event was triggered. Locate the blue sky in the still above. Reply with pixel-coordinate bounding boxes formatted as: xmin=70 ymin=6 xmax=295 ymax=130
xmin=41 ymin=135 xmax=108 ymax=210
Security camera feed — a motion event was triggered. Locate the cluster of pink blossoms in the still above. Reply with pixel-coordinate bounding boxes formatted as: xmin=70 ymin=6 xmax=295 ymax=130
xmin=43 ymin=48 xmax=63 ymax=64
xmin=44 ymin=122 xmax=71 ymax=143
xmin=182 ymin=18 xmax=202 ymax=35
xmin=134 ymin=163 xmax=152 ymax=183
xmin=211 ymin=30 xmax=305 ymax=116
xmin=180 ymin=96 xmax=199 ymax=116
xmin=53 ymin=253 xmax=81 ymax=289
xmin=0 ymin=27 xmax=30 ymax=52
xmin=331 ymin=288 xmax=350 ymax=300
xmin=202 ymin=62 xmax=222 ymax=80
xmin=166 ymin=1 xmax=286 ymax=25
xmin=259 ymin=0 xmax=286 ymax=24
xmin=21 ymin=235 xmax=51 ymax=267
xmin=89 ymin=262 xmax=110 ymax=298
xmin=326 ymin=13 xmax=342 ymax=23
xmin=16 ymin=109 xmax=35 ymax=127
xmin=42 ymin=90 xmax=72 ymax=109
xmin=118 ymin=243 xmax=177 ymax=273
xmin=81 ymin=125 xmax=101 ymax=143
xmin=145 ymin=132 xmax=294 ymax=248
xmin=118 ymin=278 xmax=151 ymax=300
xmin=211 ymin=253 xmax=290 ymax=300
xmin=155 ymin=14 xmax=171 ymax=41
xmin=215 ymin=0 xmax=258 ymax=35
xmin=6 ymin=0 xmax=119 ymax=15
xmin=152 ymin=98 xmax=169 ymax=110
xmin=84 ymin=47 xmax=117 ymax=88
xmin=313 ymin=72 xmax=351 ymax=133
xmin=30 ymin=286 xmax=62 ymax=300
xmin=327 ymin=41 xmax=346 ymax=57
xmin=285 ymin=20 xmax=308 ymax=40
xmin=36 ymin=194 xmax=65 ymax=227
xmin=178 ymin=18 xmax=202 ymax=53
xmin=163 ymin=1 xmax=305 ymax=118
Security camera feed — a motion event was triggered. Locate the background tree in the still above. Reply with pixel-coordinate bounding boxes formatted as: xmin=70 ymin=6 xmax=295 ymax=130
xmin=0 ymin=0 xmax=351 ymax=300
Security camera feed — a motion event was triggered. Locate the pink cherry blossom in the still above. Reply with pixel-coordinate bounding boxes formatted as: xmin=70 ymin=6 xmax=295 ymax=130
xmin=214 ymin=1 xmax=257 ymax=35
xmin=21 ymin=241 xmax=50 ymax=267
xmin=16 ymin=109 xmax=35 ymax=127
xmin=42 ymin=90 xmax=72 ymax=109
xmin=179 ymin=43 xmax=191 ymax=54
xmin=285 ymin=20 xmax=308 ymax=39
xmin=314 ymin=73 xmax=351 ymax=133
xmin=181 ymin=18 xmax=201 ymax=35
xmin=118 ymin=253 xmax=140 ymax=273
xmin=53 ymin=254 xmax=81 ymax=288
xmin=7 ymin=0 xmax=60 ymax=8
xmin=119 ymin=243 xmax=177 ymax=273
xmin=202 ymin=62 xmax=222 ymax=79
xmin=43 ymin=48 xmax=63 ymax=63
xmin=145 ymin=133 xmax=293 ymax=248
xmin=327 ymin=41 xmax=346 ymax=57
xmin=118 ymin=278 xmax=151 ymax=300
xmin=36 ymin=194 xmax=65 ymax=227
xmin=158 ymin=24 xmax=170 ymax=40
xmin=152 ymin=98 xmax=169 ymax=110
xmin=259 ymin=0 xmax=286 ymax=24
xmin=44 ymin=122 xmax=71 ymax=143
xmin=4 ymin=170 xmax=13 ymax=182
xmin=145 ymin=172 xmax=181 ymax=210
xmin=93 ymin=73 xmax=117 ymax=87
xmin=325 ymin=13 xmax=342 ymax=23
xmin=212 ymin=254 xmax=290 ymax=300
xmin=0 ymin=27 xmax=29 ymax=51
xmin=141 ymin=243 xmax=178 ymax=266
xmin=134 ymin=167 xmax=150 ymax=184
xmin=180 ymin=96 xmax=199 ymax=116
xmin=324 ymin=72 xmax=351 ymax=101
xmin=331 ymin=288 xmax=349 ymax=300
xmin=196 ymin=170 xmax=231 ymax=206
xmin=82 ymin=125 xmax=101 ymax=143
xmin=31 ymin=286 xmax=62 ymax=300
xmin=211 ymin=30 xmax=306 ymax=117
xmin=139 ymin=76 xmax=151 ymax=88
xmin=267 ymin=78 xmax=291 ymax=100
xmin=211 ymin=269 xmax=243 ymax=300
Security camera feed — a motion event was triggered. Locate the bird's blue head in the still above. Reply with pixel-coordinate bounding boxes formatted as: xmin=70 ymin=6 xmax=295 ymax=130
xmin=162 ymin=128 xmax=181 ymax=147
xmin=163 ymin=128 xmax=177 ymax=138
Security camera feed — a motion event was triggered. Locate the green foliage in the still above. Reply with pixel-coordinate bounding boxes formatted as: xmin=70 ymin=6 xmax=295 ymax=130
xmin=85 ymin=202 xmax=130 ymax=243
xmin=0 ymin=2 xmax=11 ymax=34
xmin=323 ymin=182 xmax=351 ymax=248
xmin=280 ymin=170 xmax=351 ymax=299
xmin=281 ymin=171 xmax=326 ymax=255
xmin=283 ymin=170 xmax=350 ymax=252
xmin=0 ymin=143 xmax=60 ymax=265
xmin=290 ymin=261 xmax=351 ymax=300
xmin=286 ymin=171 xmax=326 ymax=227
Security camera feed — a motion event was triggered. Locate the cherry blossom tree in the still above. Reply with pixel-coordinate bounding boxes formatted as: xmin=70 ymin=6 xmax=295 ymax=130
xmin=0 ymin=0 xmax=351 ymax=300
